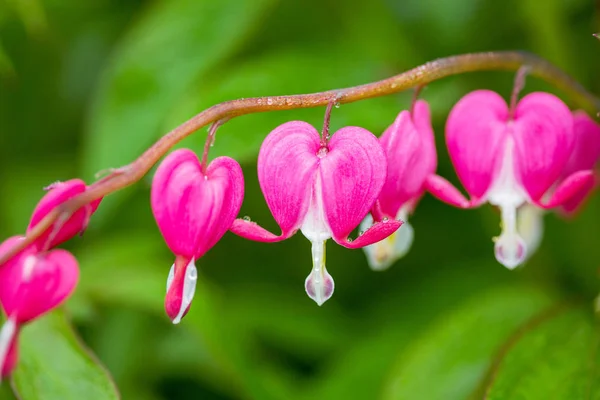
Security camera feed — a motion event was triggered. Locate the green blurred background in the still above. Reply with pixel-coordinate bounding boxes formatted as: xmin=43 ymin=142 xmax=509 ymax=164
xmin=1 ymin=0 xmax=600 ymax=399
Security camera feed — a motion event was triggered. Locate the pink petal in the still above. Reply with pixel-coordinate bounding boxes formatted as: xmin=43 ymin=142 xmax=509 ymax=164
xmin=424 ymin=174 xmax=472 ymax=208
xmin=151 ymin=150 xmax=244 ymax=259
xmin=319 ymin=126 xmax=389 ymax=244
xmin=340 ymin=218 xmax=403 ymax=249
xmin=412 ymin=99 xmax=438 ymax=174
xmin=538 ymin=170 xmax=596 ymax=210
xmin=377 ymin=101 xmax=436 ymax=217
xmin=1 ymin=332 xmax=18 ymax=378
xmin=559 ymin=173 xmax=597 ymax=215
xmin=232 ymin=121 xmax=320 ymax=242
xmin=562 ymin=111 xmax=600 ymax=177
xmin=512 ymin=92 xmax=574 ymax=201
xmin=197 ymin=157 xmax=245 ymax=256
xmin=0 ymin=236 xmax=36 ymax=267
xmin=0 ymin=243 xmax=79 ymax=324
xmin=27 ymin=179 xmax=102 ymax=249
xmin=229 ymin=219 xmax=286 ymax=242
xmin=446 ymin=90 xmax=509 ymax=202
xmin=555 ymin=112 xmax=600 ymax=214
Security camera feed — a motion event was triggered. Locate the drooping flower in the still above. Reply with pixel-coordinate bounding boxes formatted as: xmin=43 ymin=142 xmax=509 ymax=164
xmin=0 ymin=236 xmax=79 ymax=378
xmin=427 ymin=90 xmax=595 ymax=269
xmin=515 ymin=111 xmax=600 ymax=258
xmin=361 ymin=100 xmax=437 ymax=270
xmin=230 ymin=121 xmax=402 ymax=305
xmin=28 ymin=179 xmax=102 ymax=249
xmin=557 ymin=111 xmax=600 ymax=215
xmin=151 ymin=149 xmax=244 ymax=323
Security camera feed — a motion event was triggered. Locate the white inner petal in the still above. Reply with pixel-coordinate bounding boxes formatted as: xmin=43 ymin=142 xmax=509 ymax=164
xmin=487 ymin=138 xmax=528 ymax=269
xmin=0 ymin=318 xmax=16 ymax=375
xmin=304 ymin=240 xmax=335 ymax=306
xmin=172 ymin=258 xmax=197 ymax=325
xmin=361 ymin=206 xmax=414 ymax=271
xmin=300 ymin=174 xmax=332 ymax=242
xmin=486 ymin=137 xmax=527 ymax=208
xmin=300 ymin=174 xmax=334 ymax=305
xmin=517 ymin=204 xmax=545 ymax=261
xmin=166 ymin=263 xmax=175 ymax=293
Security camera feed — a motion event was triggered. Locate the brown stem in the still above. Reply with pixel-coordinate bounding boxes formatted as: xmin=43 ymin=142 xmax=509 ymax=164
xmin=508 ymin=66 xmax=531 ymax=120
xmin=321 ymin=97 xmax=339 ymax=146
xmin=1 ymin=51 xmax=599 ymax=265
xmin=410 ymin=85 xmax=425 ymax=117
xmin=200 ymin=120 xmax=224 ymax=174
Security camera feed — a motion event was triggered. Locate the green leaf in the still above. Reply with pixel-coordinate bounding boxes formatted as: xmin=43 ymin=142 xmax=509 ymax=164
xmin=224 ymin=282 xmax=353 ymax=354
xmin=0 ymin=158 xmax=73 ymax=236
xmin=484 ymin=306 xmax=600 ymax=399
xmin=82 ymin=0 xmax=276 ymax=222
xmin=69 ymin=231 xmax=180 ymax=314
xmin=11 ymin=310 xmax=119 ymax=400
xmin=69 ymin=232 xmax=246 ymax=398
xmin=518 ymin=0 xmax=576 ymax=74
xmin=382 ymin=285 xmax=556 ymax=400
xmin=303 ymin=260 xmax=514 ymax=400
xmin=0 ymin=384 xmax=17 ymax=400
xmin=0 ymin=42 xmax=15 ymax=78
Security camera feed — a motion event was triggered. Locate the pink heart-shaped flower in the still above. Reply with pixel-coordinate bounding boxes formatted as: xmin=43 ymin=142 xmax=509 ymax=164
xmin=512 ymin=92 xmax=573 ymax=201
xmin=230 ymin=120 xmax=402 ymax=305
xmin=28 ymin=179 xmax=102 ymax=249
xmin=377 ymin=100 xmax=437 ymax=218
xmin=151 ymin=149 xmax=244 ymax=322
xmin=151 ymin=149 xmax=244 ymax=260
xmin=0 ymin=236 xmax=79 ymax=324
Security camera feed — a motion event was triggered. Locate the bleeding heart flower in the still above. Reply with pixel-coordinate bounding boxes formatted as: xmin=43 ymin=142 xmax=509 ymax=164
xmin=151 ymin=149 xmax=244 ymax=323
xmin=230 ymin=121 xmax=402 ymax=305
xmin=427 ymin=90 xmax=595 ymax=269
xmin=516 ymin=111 xmax=600 ymax=259
xmin=557 ymin=111 xmax=600 ymax=215
xmin=0 ymin=236 xmax=79 ymax=378
xmin=28 ymin=179 xmax=102 ymax=250
xmin=361 ymin=100 xmax=437 ymax=270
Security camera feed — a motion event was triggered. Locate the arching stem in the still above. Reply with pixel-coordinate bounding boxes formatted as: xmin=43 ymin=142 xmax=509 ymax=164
xmin=1 ymin=51 xmax=599 ymax=265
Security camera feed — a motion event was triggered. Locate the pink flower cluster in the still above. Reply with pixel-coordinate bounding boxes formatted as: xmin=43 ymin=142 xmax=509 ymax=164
xmin=0 ymin=180 xmax=101 ymax=377
xmin=427 ymin=91 xmax=600 ymax=268
xmin=0 ymin=87 xmax=598 ymax=379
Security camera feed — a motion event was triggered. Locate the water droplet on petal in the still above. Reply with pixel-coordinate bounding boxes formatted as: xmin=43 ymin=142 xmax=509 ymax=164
xmin=267 ymin=97 xmax=273 ymax=105
xmin=382 ymin=217 xmax=389 ymax=222
xmin=334 ymin=102 xmax=340 ymax=109
xmin=242 ymin=216 xmax=251 ymax=222
xmin=43 ymin=181 xmax=62 ymax=191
